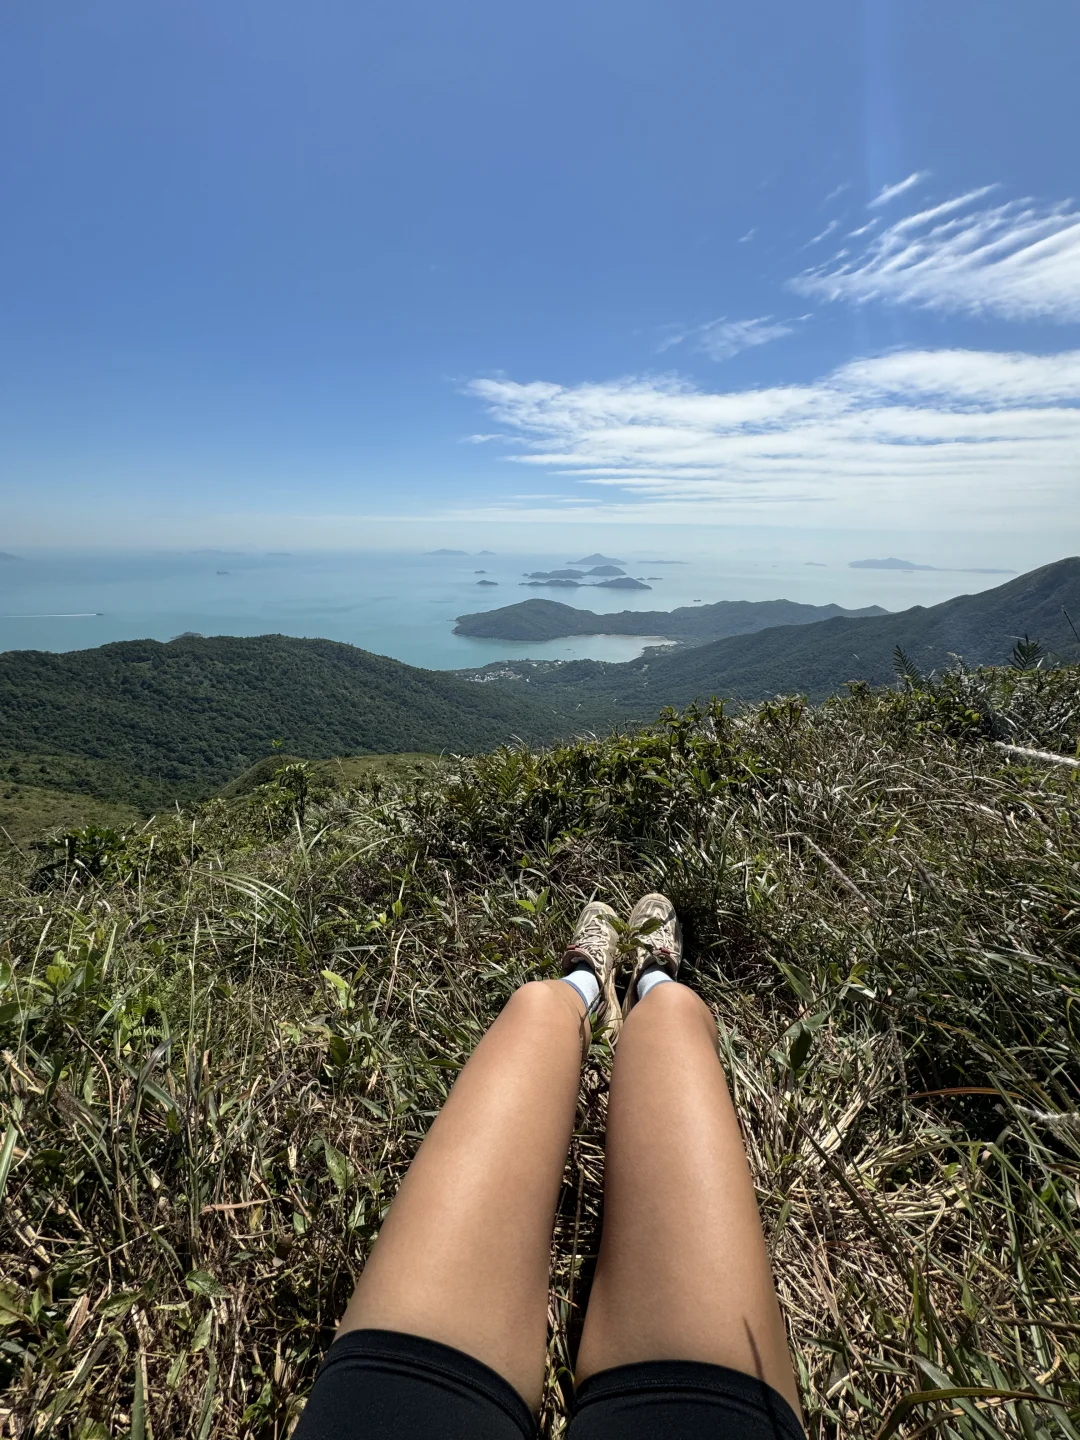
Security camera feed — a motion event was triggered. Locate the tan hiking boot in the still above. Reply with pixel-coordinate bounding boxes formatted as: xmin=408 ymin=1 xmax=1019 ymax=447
xmin=622 ymin=892 xmax=682 ymax=1019
xmin=560 ymin=900 xmax=621 ymax=1034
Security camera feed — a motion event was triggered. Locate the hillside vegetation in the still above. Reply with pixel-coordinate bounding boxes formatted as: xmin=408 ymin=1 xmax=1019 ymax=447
xmin=1 ymin=661 xmax=1078 ymax=1438
xmin=0 ymin=635 xmax=568 ymax=809
xmin=453 ymin=595 xmax=886 ymax=642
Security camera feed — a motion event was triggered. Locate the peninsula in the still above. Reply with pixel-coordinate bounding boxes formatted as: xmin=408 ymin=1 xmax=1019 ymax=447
xmin=454 ymin=596 xmax=887 ymax=643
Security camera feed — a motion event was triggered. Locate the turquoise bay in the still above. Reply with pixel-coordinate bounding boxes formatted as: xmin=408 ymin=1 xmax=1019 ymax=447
xmin=0 ymin=549 xmax=999 ymax=669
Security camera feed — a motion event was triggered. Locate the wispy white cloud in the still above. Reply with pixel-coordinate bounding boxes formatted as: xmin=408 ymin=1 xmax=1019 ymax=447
xmin=836 ymin=348 xmax=1080 ymax=406
xmin=847 ymin=219 xmax=878 ymax=238
xmin=804 ymin=218 xmax=841 ymax=248
xmin=465 ymin=349 xmax=1080 ymax=528
xmin=868 ymin=171 xmax=930 ymax=208
xmin=793 ymin=188 xmax=1080 ymax=322
xmin=824 ymin=182 xmax=851 ymax=204
xmin=738 ymin=227 xmax=756 ymax=243
xmin=660 ymin=315 xmax=795 ymax=362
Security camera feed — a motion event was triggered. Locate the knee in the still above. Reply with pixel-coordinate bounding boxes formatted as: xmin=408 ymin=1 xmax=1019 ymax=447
xmin=646 ymin=979 xmax=708 ymax=1016
xmin=507 ymin=977 xmax=584 ymax=1023
xmin=634 ymin=980 xmax=718 ymax=1042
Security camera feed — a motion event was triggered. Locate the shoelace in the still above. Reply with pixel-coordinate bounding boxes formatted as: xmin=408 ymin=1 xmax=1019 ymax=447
xmin=567 ymin=913 xmax=613 ymax=969
xmin=642 ymin=941 xmax=677 ymax=970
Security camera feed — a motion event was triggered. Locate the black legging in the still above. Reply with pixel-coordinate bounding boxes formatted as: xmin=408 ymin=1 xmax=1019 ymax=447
xmin=294 ymin=1330 xmax=805 ymax=1440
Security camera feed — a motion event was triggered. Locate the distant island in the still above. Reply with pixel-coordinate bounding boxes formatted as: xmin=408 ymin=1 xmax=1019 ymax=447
xmin=851 ymin=557 xmax=1015 ymax=574
xmin=527 ymin=568 xmax=595 ymax=579
xmin=850 ymin=557 xmax=937 ymax=571
xmin=0 ymin=551 xmax=25 ymax=562
xmin=455 ymin=596 xmax=888 ymax=643
xmin=427 ymin=548 xmax=469 ymax=556
xmin=568 ymin=553 xmax=625 ymax=565
xmin=526 ymin=565 xmax=626 ymax=579
xmin=523 ymin=575 xmax=651 ymax=591
xmin=476 ymin=579 xmax=498 ymax=586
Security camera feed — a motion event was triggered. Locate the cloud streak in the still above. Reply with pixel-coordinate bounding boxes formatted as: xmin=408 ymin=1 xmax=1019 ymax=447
xmin=804 ymin=218 xmax=842 ymax=247
xmin=868 ymin=171 xmax=930 ymax=208
xmin=466 ymin=349 xmax=1080 ymax=527
xmin=793 ymin=188 xmax=1080 ymax=321
xmin=660 ymin=315 xmax=795 ymax=362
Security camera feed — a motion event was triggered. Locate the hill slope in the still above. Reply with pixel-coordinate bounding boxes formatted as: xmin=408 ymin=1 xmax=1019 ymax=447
xmin=454 ymin=595 xmax=886 ymax=642
xmin=0 ymin=633 xmax=573 ymax=805
xmin=2 ymin=671 xmax=1077 ymax=1437
xmin=477 ymin=558 xmax=1080 ymax=716
xmin=633 ymin=554 xmax=1080 ymax=704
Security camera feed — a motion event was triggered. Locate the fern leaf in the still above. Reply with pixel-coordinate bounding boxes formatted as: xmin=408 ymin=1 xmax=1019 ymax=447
xmin=893 ymin=645 xmax=924 ymax=689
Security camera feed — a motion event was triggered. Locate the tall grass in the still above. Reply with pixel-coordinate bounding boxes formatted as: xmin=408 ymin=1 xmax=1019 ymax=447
xmin=2 ymin=665 xmax=1079 ymax=1439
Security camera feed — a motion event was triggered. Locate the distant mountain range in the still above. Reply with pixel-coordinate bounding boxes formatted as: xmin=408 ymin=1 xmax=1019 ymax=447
xmin=2 ymin=558 xmax=1076 ymax=813
xmin=455 ymin=596 xmax=886 ymax=642
xmin=850 ymin=557 xmax=1015 ymax=573
xmin=467 ymin=558 xmax=1080 ymax=721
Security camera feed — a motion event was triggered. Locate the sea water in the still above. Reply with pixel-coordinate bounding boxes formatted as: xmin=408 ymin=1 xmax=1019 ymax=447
xmin=0 ymin=549 xmax=1008 ymax=670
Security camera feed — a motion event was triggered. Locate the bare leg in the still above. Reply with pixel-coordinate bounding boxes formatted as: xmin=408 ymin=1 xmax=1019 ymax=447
xmin=576 ymin=982 xmax=802 ymax=1419
xmin=337 ymin=980 xmax=587 ymax=1411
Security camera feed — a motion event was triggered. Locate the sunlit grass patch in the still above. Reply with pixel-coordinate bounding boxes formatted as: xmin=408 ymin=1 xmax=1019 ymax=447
xmin=1 ymin=664 xmax=1078 ymax=1438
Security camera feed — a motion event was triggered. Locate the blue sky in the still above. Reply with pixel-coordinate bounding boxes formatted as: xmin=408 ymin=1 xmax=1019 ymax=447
xmin=2 ymin=0 xmax=1078 ymax=563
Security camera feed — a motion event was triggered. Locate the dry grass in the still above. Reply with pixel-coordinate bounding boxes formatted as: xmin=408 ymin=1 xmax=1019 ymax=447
xmin=1 ymin=664 xmax=1079 ymax=1439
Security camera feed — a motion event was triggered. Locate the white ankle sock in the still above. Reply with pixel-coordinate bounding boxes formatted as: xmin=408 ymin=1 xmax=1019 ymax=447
xmin=561 ymin=966 xmax=600 ymax=1010
xmin=637 ymin=966 xmax=674 ymax=1001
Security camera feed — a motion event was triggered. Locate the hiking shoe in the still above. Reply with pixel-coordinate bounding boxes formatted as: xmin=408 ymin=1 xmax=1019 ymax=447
xmin=560 ymin=900 xmax=621 ymax=1035
xmin=622 ymin=892 xmax=682 ymax=1019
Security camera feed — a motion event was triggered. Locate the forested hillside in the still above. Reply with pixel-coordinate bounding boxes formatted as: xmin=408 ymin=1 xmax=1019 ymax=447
xmin=640 ymin=555 xmax=1080 ymax=701
xmin=0 ymin=634 xmax=570 ymax=806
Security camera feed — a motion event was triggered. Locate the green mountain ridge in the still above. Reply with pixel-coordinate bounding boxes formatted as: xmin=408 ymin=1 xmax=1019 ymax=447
xmin=623 ymin=555 xmax=1080 ymax=706
xmin=454 ymin=595 xmax=888 ymax=642
xmin=462 ymin=558 xmax=1080 ymax=718
xmin=0 ymin=634 xmax=568 ymax=807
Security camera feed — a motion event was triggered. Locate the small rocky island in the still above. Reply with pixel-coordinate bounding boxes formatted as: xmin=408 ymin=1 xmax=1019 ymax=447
xmin=521 ymin=565 xmax=652 ymax=591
